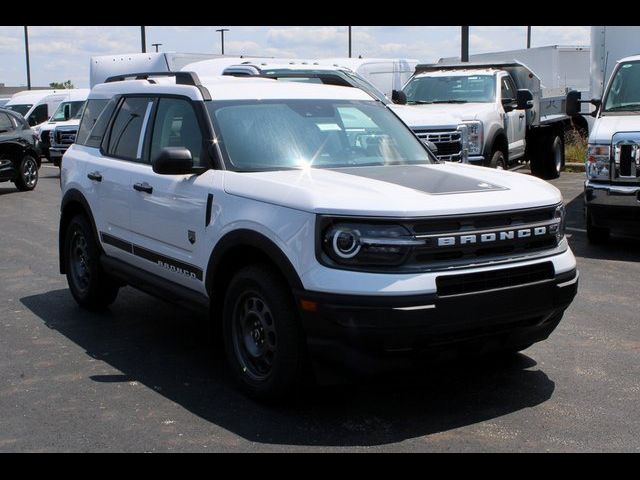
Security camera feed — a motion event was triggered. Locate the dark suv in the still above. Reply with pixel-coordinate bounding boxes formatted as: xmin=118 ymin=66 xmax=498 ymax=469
xmin=0 ymin=108 xmax=41 ymax=191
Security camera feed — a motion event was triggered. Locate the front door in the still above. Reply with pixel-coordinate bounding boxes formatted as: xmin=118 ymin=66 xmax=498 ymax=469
xmin=501 ymin=75 xmax=526 ymax=160
xmin=127 ymin=96 xmax=212 ymax=292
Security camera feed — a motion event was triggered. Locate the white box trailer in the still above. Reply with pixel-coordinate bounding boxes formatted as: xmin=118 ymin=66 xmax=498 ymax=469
xmin=590 ymin=26 xmax=640 ymax=100
xmin=90 ymin=52 xmax=227 ymax=87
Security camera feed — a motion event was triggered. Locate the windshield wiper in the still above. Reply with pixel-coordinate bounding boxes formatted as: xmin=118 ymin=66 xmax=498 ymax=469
xmin=407 ymin=100 xmax=433 ymax=105
xmin=431 ymin=100 xmax=469 ymax=104
xmin=605 ymin=103 xmax=640 ymax=112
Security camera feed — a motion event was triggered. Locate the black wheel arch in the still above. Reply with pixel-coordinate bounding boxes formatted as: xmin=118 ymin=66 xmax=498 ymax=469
xmin=59 ymin=189 xmax=101 ymax=274
xmin=483 ymin=128 xmax=508 ymax=164
xmin=205 ymin=229 xmax=304 ymax=310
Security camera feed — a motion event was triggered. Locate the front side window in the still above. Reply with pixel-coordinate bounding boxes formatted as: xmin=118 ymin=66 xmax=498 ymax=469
xmin=150 ymin=97 xmax=204 ymax=167
xmin=106 ymin=97 xmax=154 ymax=161
xmin=403 ymin=74 xmax=496 ymax=104
xmin=207 ymin=99 xmax=432 ymax=171
xmin=27 ymin=104 xmax=49 ymax=126
xmin=604 ymin=61 xmax=640 ymax=113
xmin=501 ymin=76 xmax=515 ymax=100
xmin=50 ymin=101 xmax=85 ymax=122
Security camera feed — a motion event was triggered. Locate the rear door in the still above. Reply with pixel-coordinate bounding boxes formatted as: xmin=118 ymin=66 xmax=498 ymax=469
xmin=126 ymin=95 xmax=212 ymax=291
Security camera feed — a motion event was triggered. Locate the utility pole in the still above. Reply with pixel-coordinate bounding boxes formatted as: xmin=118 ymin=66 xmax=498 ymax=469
xmin=461 ymin=26 xmax=469 ymax=62
xmin=348 ymin=26 xmax=352 ymax=58
xmin=24 ymin=26 xmax=31 ymax=90
xmin=216 ymin=28 xmax=230 ymax=55
xmin=152 ymin=43 xmax=162 ymax=52
xmin=141 ymin=26 xmax=146 ymax=53
xmin=527 ymin=26 xmax=532 ymax=48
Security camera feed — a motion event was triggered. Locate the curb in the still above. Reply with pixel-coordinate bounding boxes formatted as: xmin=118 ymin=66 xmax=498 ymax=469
xmin=564 ymin=162 xmax=585 ymax=173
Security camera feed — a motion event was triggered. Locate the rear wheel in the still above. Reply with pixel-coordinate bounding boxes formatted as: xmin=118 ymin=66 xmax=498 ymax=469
xmin=530 ymin=133 xmax=562 ymax=180
xmin=586 ymin=207 xmax=610 ymax=244
xmin=64 ymin=214 xmax=119 ymax=310
xmin=14 ymin=155 xmax=38 ymax=191
xmin=222 ymin=264 xmax=306 ymax=402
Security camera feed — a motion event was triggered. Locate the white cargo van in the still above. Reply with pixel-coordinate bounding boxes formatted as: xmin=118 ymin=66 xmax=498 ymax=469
xmin=5 ymin=89 xmax=87 ymax=130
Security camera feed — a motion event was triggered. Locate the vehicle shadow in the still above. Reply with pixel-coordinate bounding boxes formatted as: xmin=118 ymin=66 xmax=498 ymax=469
xmin=564 ymin=190 xmax=640 ymax=262
xmin=0 ymin=185 xmax=19 ymax=196
xmin=21 ymin=287 xmax=556 ymax=447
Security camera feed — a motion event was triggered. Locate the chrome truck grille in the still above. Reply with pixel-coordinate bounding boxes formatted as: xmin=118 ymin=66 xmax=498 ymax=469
xmin=612 ymin=133 xmax=640 ymax=182
xmin=54 ymin=128 xmax=78 ymax=147
xmin=412 ymin=128 xmax=463 ymax=162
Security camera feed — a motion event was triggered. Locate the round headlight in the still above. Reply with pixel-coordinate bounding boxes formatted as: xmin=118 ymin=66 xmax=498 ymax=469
xmin=332 ymin=228 xmax=361 ymax=259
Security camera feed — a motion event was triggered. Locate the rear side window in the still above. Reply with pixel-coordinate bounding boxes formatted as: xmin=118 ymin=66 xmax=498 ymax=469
xmin=76 ymin=99 xmax=109 ymax=146
xmin=104 ymin=97 xmax=153 ymax=161
xmin=0 ymin=113 xmax=14 ymax=132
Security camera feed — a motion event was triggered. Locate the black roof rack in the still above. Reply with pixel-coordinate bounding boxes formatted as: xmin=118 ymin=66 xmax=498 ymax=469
xmin=103 ymin=71 xmax=211 ymax=101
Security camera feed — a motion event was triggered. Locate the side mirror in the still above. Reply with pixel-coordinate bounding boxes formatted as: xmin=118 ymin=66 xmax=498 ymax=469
xmin=516 ymin=89 xmax=534 ymax=110
xmin=421 ymin=139 xmax=438 ymax=155
xmin=566 ymin=90 xmax=582 ymax=116
xmin=501 ymin=98 xmax=516 ymax=113
xmin=391 ymin=89 xmax=407 ymax=105
xmin=152 ymin=147 xmax=194 ymax=175
xmin=63 ymin=104 xmax=71 ymax=121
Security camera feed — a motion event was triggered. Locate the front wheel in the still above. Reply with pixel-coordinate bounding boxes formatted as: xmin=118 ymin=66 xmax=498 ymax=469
xmin=489 ymin=149 xmax=506 ymax=170
xmin=222 ymin=264 xmax=306 ymax=402
xmin=14 ymin=155 xmax=39 ymax=191
xmin=64 ymin=214 xmax=120 ymax=310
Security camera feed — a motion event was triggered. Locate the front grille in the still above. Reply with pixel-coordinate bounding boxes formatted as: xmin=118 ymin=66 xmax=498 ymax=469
xmin=403 ymin=205 xmax=560 ymax=270
xmin=436 ymin=262 xmax=554 ymax=296
xmin=54 ymin=128 xmax=78 ymax=146
xmin=612 ymin=135 xmax=640 ymax=182
xmin=413 ymin=128 xmax=462 ymax=162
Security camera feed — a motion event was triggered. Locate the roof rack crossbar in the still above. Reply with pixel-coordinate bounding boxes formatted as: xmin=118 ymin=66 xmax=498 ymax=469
xmin=103 ymin=71 xmax=211 ymax=100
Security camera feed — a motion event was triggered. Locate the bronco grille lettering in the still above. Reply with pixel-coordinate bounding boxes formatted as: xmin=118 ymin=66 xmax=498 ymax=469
xmin=435 ymin=225 xmax=551 ymax=247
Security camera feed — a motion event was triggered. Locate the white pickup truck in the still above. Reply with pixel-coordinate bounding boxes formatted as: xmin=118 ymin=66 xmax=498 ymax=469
xmin=393 ymin=61 xmax=581 ymax=179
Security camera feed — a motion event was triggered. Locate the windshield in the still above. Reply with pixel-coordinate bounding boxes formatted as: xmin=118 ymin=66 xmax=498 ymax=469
xmin=403 ymin=74 xmax=496 ymax=104
xmin=50 ymin=101 xmax=85 ymax=121
xmin=604 ymin=61 xmax=640 ymax=113
xmin=6 ymin=104 xmax=32 ymax=116
xmin=207 ymin=99 xmax=433 ymax=172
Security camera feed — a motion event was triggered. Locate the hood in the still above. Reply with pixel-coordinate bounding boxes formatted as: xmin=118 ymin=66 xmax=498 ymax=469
xmin=388 ymin=104 xmax=460 ymax=129
xmin=394 ymin=102 xmax=496 ymax=123
xmin=223 ymin=163 xmax=562 ymax=217
xmin=589 ymin=115 xmax=640 ymax=144
xmin=37 ymin=119 xmax=79 ymax=133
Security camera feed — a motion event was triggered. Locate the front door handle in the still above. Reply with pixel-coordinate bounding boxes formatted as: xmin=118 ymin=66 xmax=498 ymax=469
xmin=133 ymin=182 xmax=153 ymax=194
xmin=87 ymin=171 xmax=102 ymax=182
xmin=519 ymin=113 xmax=525 ymax=119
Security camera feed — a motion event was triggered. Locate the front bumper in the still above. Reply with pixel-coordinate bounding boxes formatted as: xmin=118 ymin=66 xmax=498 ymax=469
xmin=49 ymin=147 xmax=66 ymax=167
xmin=585 ymin=180 xmax=640 ymax=232
xmin=468 ymin=155 xmax=485 ymax=165
xmin=296 ymin=267 xmax=578 ymax=374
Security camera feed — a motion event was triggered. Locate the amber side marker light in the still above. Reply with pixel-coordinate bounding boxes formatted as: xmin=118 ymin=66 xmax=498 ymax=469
xmin=300 ymin=299 xmax=318 ymax=312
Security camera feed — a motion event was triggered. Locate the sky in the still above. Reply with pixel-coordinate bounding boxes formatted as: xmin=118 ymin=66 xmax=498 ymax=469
xmin=0 ymin=26 xmax=590 ymax=88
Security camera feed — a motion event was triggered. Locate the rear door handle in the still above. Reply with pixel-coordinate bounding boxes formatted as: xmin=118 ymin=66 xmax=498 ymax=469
xmin=133 ymin=182 xmax=153 ymax=194
xmin=87 ymin=171 xmax=102 ymax=182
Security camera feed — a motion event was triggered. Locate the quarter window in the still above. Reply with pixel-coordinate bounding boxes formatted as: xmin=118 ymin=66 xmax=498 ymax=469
xmin=106 ymin=97 xmax=154 ymax=161
xmin=150 ymin=97 xmax=204 ymax=167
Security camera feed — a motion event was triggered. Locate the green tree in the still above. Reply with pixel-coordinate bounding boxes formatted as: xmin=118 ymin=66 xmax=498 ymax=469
xmin=49 ymin=80 xmax=74 ymax=89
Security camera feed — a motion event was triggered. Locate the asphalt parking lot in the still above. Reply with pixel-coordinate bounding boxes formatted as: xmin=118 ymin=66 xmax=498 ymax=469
xmin=1 ymin=164 xmax=639 ymax=452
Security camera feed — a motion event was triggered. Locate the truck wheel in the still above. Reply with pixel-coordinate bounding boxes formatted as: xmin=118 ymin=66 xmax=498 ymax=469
xmin=530 ymin=134 xmax=562 ymax=180
xmin=489 ymin=149 xmax=507 ymax=170
xmin=64 ymin=214 xmax=119 ymax=310
xmin=223 ymin=264 xmax=305 ymax=402
xmin=13 ymin=155 xmax=39 ymax=191
xmin=586 ymin=208 xmax=610 ymax=244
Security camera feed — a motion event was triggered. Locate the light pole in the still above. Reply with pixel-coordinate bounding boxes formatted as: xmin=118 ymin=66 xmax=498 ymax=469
xmin=461 ymin=26 xmax=469 ymax=62
xmin=24 ymin=26 xmax=31 ymax=90
xmin=141 ymin=26 xmax=146 ymax=53
xmin=527 ymin=26 xmax=532 ymax=48
xmin=152 ymin=43 xmax=162 ymax=52
xmin=216 ymin=28 xmax=230 ymax=55
xmin=348 ymin=26 xmax=352 ymax=58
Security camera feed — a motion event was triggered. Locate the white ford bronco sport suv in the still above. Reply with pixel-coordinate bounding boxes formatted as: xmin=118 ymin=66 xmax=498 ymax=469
xmin=59 ymin=71 xmax=578 ymax=401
